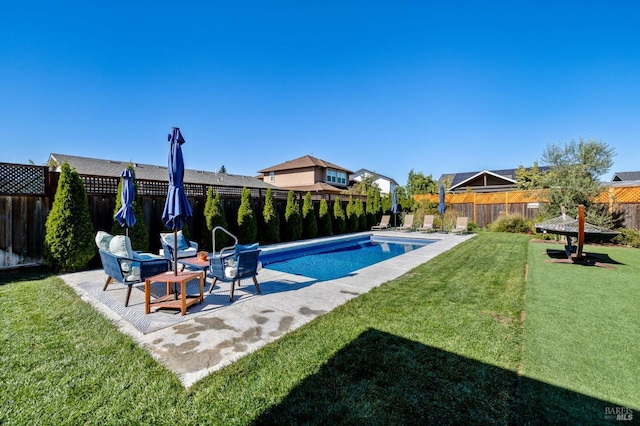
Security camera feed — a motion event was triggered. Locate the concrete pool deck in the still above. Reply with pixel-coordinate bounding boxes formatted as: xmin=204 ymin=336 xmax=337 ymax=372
xmin=60 ymin=231 xmax=474 ymax=387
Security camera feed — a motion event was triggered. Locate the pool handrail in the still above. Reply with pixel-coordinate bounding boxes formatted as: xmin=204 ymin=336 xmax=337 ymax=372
xmin=212 ymin=226 xmax=238 ymax=255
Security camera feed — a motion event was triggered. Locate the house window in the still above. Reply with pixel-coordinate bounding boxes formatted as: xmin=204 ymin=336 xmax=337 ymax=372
xmin=327 ymin=169 xmax=346 ymax=185
xmin=269 ymin=171 xmax=275 ymax=182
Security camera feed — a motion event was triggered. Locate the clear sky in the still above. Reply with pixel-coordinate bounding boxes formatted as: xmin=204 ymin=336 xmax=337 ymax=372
xmin=2 ymin=1 xmax=638 ymax=184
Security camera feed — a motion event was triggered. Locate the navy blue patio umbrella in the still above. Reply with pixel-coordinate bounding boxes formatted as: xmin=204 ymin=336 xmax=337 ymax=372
xmin=162 ymin=127 xmax=193 ymax=275
xmin=391 ymin=187 xmax=399 ymax=227
xmin=438 ymin=184 xmax=445 ymax=231
xmin=114 ymin=169 xmax=136 ymax=238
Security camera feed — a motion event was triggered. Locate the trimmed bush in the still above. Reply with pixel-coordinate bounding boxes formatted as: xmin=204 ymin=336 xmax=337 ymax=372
xmin=318 ymin=198 xmax=332 ymax=236
xmin=204 ymin=188 xmax=229 ymax=250
xmin=302 ymin=192 xmax=317 ymax=239
xmin=284 ymin=190 xmax=302 ymax=241
xmin=44 ymin=162 xmax=95 ymax=272
xmin=237 ymin=187 xmax=257 ymax=244
xmin=613 ymin=228 xmax=640 ymax=248
xmin=333 ymin=199 xmax=346 ymax=235
xmin=262 ymin=187 xmax=280 ymax=244
xmin=355 ymin=197 xmax=366 ymax=231
xmin=488 ymin=214 xmax=530 ymax=233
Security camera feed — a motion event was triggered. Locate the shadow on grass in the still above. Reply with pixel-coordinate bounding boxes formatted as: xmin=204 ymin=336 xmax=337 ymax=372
xmin=544 ymin=249 xmax=624 ymax=267
xmin=254 ymin=328 xmax=632 ymax=425
xmin=0 ymin=265 xmax=53 ymax=285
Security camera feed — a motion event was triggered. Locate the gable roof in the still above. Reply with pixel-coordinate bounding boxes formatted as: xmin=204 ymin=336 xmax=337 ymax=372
xmin=440 ymin=166 xmax=551 ymax=190
xmin=612 ymin=171 xmax=640 ymax=181
xmin=49 ymin=153 xmax=275 ymax=189
xmin=258 ymin=155 xmax=352 ymax=174
xmin=350 ymin=168 xmax=399 ymax=186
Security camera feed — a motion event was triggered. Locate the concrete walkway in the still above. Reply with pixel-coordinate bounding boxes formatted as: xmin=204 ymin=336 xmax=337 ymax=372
xmin=60 ymin=231 xmax=474 ymax=387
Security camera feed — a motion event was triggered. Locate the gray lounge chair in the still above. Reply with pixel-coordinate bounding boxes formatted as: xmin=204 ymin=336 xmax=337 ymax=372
xmin=451 ymin=216 xmax=469 ymax=234
xmin=417 ymin=215 xmax=435 ymax=232
xmin=396 ymin=214 xmax=414 ymax=231
xmin=372 ymin=215 xmax=391 ymax=230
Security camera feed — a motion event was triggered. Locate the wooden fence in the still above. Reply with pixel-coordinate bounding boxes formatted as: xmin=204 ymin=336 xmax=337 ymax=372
xmin=414 ymin=188 xmax=640 ymax=230
xmin=0 ymin=163 xmax=367 ymax=268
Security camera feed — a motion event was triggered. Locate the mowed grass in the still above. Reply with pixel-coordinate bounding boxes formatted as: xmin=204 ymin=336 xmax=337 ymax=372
xmin=1 ymin=233 xmax=636 ymax=424
xmin=521 ymin=241 xmax=640 ymax=421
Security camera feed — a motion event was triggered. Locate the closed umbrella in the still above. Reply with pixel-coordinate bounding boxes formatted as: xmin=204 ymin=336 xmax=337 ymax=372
xmin=114 ymin=169 xmax=136 ymax=238
xmin=391 ymin=187 xmax=398 ymax=228
xmin=438 ymin=184 xmax=445 ymax=231
xmin=162 ymin=127 xmax=193 ymax=275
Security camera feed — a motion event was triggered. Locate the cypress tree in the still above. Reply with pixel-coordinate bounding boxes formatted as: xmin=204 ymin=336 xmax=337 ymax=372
xmin=284 ymin=190 xmax=302 ymax=241
xmin=302 ymin=191 xmax=317 ymax=239
xmin=318 ymin=198 xmax=332 ymax=236
xmin=345 ymin=196 xmax=357 ymax=232
xmin=236 ymin=187 xmax=257 ymax=244
xmin=204 ymin=188 xmax=229 ymax=251
xmin=355 ymin=197 xmax=366 ymax=231
xmin=44 ymin=162 xmax=95 ymax=272
xmin=332 ymin=198 xmax=346 ymax=235
xmin=262 ymin=187 xmax=280 ymax=243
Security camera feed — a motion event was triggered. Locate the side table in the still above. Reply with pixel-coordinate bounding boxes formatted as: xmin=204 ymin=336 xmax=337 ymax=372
xmin=145 ymin=270 xmax=204 ymax=316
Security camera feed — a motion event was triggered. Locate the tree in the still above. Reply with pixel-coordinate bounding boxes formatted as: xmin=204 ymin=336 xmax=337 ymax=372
xmin=236 ymin=187 xmax=257 ymax=243
xmin=302 ymin=192 xmax=317 ymax=239
xmin=515 ymin=161 xmax=548 ymax=190
xmin=262 ymin=187 xmax=280 ymax=243
xmin=345 ymin=196 xmax=358 ymax=232
xmin=332 ymin=198 xmax=346 ymax=234
xmin=204 ymin=188 xmax=228 ymax=250
xmin=111 ymin=164 xmax=148 ymax=252
xmin=318 ymin=198 xmax=332 ymax=236
xmin=218 ymin=165 xmax=227 ymax=174
xmin=355 ymin=197 xmax=366 ymax=231
xmin=44 ymin=162 xmax=95 ymax=272
xmin=365 ymin=189 xmax=377 ymax=229
xmin=540 ymin=137 xmax=615 ymax=226
xmin=284 ymin=190 xmax=302 ymax=241
xmin=406 ymin=169 xmax=438 ymax=196
xmin=345 ymin=173 xmax=379 ymax=195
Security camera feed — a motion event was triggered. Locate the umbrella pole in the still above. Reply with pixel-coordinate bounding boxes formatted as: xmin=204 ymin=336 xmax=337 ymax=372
xmin=173 ymin=229 xmax=178 ymax=276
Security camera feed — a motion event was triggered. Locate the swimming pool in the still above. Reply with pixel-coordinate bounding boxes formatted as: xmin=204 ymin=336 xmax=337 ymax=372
xmin=260 ymin=235 xmax=434 ymax=281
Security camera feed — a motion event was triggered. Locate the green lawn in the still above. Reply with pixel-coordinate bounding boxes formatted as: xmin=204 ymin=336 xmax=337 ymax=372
xmin=0 ymin=233 xmax=637 ymax=424
xmin=521 ymin=241 xmax=640 ymax=422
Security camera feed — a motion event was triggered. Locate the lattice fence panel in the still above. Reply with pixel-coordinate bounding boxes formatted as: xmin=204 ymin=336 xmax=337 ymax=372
xmin=0 ymin=164 xmax=46 ymax=195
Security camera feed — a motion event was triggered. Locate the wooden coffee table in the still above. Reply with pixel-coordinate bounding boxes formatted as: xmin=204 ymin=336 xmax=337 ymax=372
xmin=145 ymin=270 xmax=204 ymax=316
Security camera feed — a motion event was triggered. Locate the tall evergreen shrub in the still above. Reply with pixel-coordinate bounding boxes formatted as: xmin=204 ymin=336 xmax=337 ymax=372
xmin=318 ymin=198 xmax=332 ymax=236
xmin=262 ymin=187 xmax=280 ymax=243
xmin=355 ymin=197 xmax=366 ymax=231
xmin=44 ymin=162 xmax=95 ymax=272
xmin=204 ymin=188 xmax=229 ymax=250
xmin=333 ymin=198 xmax=346 ymax=235
xmin=111 ymin=164 xmax=148 ymax=251
xmin=236 ymin=187 xmax=257 ymax=244
xmin=284 ymin=190 xmax=302 ymax=241
xmin=345 ymin=196 xmax=358 ymax=232
xmin=302 ymin=191 xmax=317 ymax=239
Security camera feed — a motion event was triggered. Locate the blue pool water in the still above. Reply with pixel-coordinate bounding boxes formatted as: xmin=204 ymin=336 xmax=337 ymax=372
xmin=261 ymin=236 xmax=434 ymax=281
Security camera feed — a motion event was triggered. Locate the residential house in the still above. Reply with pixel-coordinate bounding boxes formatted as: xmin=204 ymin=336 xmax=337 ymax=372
xmin=350 ymin=168 xmax=399 ymax=195
xmin=439 ymin=166 xmax=551 ymax=193
xmin=257 ymin=155 xmax=352 ymax=194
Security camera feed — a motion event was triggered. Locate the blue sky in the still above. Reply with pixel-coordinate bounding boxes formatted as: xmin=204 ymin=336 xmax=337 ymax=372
xmin=2 ymin=1 xmax=639 ymax=184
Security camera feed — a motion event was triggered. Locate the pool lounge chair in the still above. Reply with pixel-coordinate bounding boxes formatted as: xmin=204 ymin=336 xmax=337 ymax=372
xmin=417 ymin=215 xmax=435 ymax=232
xmin=371 ymin=215 xmax=391 ymax=230
xmin=395 ymin=214 xmax=414 ymax=231
xmin=451 ymin=216 xmax=469 ymax=234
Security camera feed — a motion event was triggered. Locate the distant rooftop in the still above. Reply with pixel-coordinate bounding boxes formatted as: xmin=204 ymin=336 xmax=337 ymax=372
xmin=257 ymin=154 xmax=352 ymax=174
xmin=49 ymin=153 xmax=276 ymax=189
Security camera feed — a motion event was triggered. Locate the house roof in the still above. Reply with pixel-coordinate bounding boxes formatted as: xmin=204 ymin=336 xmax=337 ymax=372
xmin=272 ymin=182 xmax=345 ymax=194
xmin=439 ymin=166 xmax=551 ymax=189
xmin=49 ymin=153 xmax=276 ymax=189
xmin=350 ymin=168 xmax=399 ymax=186
xmin=612 ymin=171 xmax=640 ymax=181
xmin=257 ymin=155 xmax=352 ymax=174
